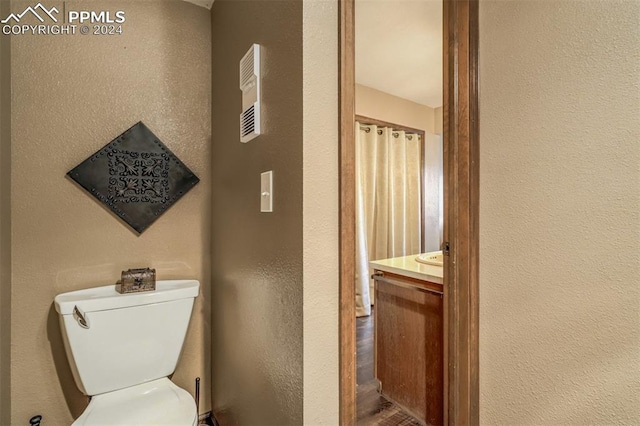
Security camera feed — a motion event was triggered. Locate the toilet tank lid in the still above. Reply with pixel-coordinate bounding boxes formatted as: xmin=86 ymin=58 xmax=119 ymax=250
xmin=54 ymin=280 xmax=200 ymax=315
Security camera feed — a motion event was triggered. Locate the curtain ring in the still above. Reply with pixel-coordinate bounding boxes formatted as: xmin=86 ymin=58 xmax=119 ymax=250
xmin=407 ymin=135 xmax=413 ymax=141
xmin=392 ymin=132 xmax=399 ymax=138
xmin=363 ymin=127 xmax=371 ymax=133
xmin=377 ymin=129 xmax=383 ymax=135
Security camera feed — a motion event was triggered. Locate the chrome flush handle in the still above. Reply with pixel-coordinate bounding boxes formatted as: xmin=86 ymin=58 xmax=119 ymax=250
xmin=73 ymin=305 xmax=90 ymax=329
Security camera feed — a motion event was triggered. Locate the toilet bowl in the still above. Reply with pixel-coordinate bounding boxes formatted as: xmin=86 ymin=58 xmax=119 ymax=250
xmin=54 ymin=280 xmax=200 ymax=426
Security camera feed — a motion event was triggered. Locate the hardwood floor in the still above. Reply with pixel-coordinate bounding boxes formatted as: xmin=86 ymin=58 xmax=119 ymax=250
xmin=356 ymin=313 xmax=422 ymax=426
xmin=356 ymin=312 xmax=375 ymax=384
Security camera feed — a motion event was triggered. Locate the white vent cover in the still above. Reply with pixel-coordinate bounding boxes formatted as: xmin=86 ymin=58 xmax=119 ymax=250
xmin=239 ymin=44 xmax=261 ymax=143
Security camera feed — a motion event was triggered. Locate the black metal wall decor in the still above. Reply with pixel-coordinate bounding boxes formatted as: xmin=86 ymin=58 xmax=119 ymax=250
xmin=67 ymin=122 xmax=200 ymax=234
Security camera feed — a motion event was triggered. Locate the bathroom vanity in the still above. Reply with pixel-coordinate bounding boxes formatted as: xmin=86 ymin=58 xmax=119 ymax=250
xmin=370 ymin=255 xmax=443 ymax=425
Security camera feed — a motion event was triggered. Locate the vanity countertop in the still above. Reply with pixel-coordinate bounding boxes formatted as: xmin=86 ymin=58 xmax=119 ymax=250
xmin=370 ymin=254 xmax=443 ymax=285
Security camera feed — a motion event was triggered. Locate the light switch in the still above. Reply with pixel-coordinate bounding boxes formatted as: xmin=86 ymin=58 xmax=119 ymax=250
xmin=261 ymin=171 xmax=273 ymax=212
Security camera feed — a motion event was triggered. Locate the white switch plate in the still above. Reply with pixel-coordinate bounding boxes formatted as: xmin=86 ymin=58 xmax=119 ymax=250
xmin=261 ymin=171 xmax=273 ymax=212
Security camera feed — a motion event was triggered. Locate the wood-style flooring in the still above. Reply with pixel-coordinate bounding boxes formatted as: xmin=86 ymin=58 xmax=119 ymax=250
xmin=356 ymin=313 xmax=422 ymax=425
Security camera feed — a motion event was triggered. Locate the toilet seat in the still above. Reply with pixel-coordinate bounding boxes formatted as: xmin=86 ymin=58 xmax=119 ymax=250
xmin=72 ymin=378 xmax=197 ymax=426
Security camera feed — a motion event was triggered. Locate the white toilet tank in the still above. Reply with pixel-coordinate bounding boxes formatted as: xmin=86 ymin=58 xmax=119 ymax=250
xmin=54 ymin=280 xmax=199 ymax=396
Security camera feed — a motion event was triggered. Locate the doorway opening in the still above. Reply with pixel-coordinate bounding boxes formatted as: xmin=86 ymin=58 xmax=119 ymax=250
xmin=339 ymin=0 xmax=480 ymax=424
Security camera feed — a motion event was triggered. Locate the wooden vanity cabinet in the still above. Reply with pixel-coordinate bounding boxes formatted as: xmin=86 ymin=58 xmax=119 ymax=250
xmin=373 ymin=270 xmax=444 ymax=426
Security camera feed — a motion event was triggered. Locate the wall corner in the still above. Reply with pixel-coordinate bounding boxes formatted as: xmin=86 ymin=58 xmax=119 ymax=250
xmin=302 ymin=0 xmax=340 ymax=424
xmin=0 ymin=0 xmax=12 ymax=422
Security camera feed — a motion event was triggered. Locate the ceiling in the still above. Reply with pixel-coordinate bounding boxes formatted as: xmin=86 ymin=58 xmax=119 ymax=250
xmin=355 ymin=0 xmax=443 ymax=108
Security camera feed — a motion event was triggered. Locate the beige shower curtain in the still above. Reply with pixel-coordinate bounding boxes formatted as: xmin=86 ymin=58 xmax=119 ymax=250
xmin=355 ymin=122 xmax=422 ymax=317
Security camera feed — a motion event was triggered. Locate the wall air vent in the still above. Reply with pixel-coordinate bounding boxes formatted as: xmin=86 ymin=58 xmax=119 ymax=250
xmin=239 ymin=44 xmax=261 ymax=143
xmin=241 ymin=104 xmax=258 ymax=139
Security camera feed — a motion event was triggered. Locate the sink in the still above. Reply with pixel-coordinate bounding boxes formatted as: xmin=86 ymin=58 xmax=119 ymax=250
xmin=415 ymin=251 xmax=443 ymax=267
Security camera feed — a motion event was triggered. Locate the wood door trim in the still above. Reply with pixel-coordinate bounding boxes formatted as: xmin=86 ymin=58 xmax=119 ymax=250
xmin=443 ymin=0 xmax=480 ymax=423
xmin=339 ymin=0 xmax=480 ymax=424
xmin=339 ymin=0 xmax=356 ymax=424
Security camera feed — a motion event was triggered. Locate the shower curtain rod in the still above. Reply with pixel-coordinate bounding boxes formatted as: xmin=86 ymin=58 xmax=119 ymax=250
xmin=360 ymin=127 xmax=421 ymax=140
xmin=355 ymin=114 xmax=425 ymax=136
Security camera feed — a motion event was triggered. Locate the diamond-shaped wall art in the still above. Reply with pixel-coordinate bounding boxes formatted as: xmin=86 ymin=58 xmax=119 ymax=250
xmin=67 ymin=122 xmax=200 ymax=234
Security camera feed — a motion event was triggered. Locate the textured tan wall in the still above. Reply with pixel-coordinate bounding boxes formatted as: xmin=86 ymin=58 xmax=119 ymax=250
xmin=10 ymin=1 xmax=211 ymax=424
xmin=356 ymin=84 xmax=436 ymax=133
xmin=0 ymin=0 xmax=12 ymax=422
xmin=211 ymin=1 xmax=303 ymax=424
xmin=302 ymin=1 xmax=339 ymax=423
xmin=434 ymin=106 xmax=443 ymax=135
xmin=479 ymin=1 xmax=640 ymax=424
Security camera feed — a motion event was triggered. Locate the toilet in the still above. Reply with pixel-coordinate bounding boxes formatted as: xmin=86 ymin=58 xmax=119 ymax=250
xmin=54 ymin=280 xmax=200 ymax=426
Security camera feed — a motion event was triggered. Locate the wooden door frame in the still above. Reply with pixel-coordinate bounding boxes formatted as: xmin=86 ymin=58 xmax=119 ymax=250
xmin=338 ymin=0 xmax=480 ymax=424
